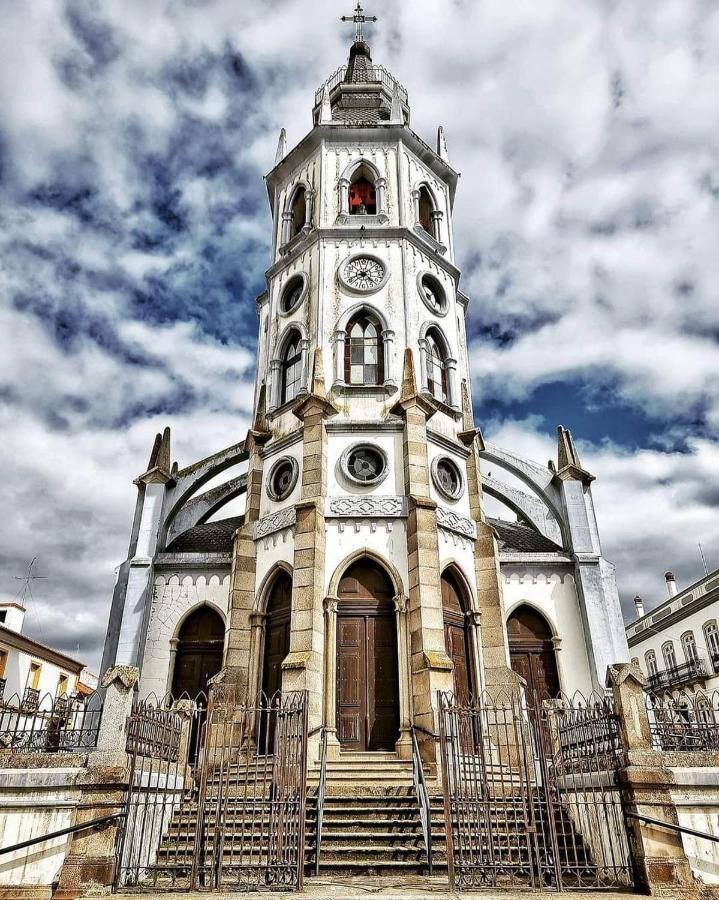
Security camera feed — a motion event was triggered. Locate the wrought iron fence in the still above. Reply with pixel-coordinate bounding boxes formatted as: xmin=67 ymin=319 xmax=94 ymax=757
xmin=0 ymin=691 xmax=103 ymax=753
xmin=438 ymin=690 xmax=633 ymax=892
xmin=646 ymin=691 xmax=719 ymax=751
xmin=116 ymin=688 xmax=308 ymax=893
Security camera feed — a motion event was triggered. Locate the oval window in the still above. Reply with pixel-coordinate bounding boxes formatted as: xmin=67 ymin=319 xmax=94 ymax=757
xmin=419 ymin=273 xmax=447 ymax=315
xmin=432 ymin=456 xmax=463 ymax=501
xmin=267 ymin=456 xmax=299 ymax=501
xmin=280 ymin=275 xmax=306 ymax=314
xmin=341 ymin=444 xmax=388 ymax=486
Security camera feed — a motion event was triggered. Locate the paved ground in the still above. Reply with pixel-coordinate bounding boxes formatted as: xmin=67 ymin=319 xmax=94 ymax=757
xmin=112 ymin=874 xmax=648 ymax=899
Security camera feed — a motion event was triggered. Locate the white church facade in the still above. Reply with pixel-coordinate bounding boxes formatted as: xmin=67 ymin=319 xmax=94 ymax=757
xmin=100 ymin=23 xmax=629 ymax=766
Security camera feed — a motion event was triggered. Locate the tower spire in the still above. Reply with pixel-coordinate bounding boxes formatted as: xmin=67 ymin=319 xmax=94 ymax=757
xmin=340 ymin=2 xmax=377 ymax=44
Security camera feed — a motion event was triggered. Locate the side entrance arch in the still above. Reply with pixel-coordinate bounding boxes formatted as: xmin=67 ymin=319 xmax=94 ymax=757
xmin=441 ymin=569 xmax=475 ymax=704
xmin=336 ymin=559 xmax=400 ymax=751
xmin=170 ymin=605 xmax=225 ymax=699
xmin=507 ymin=605 xmax=560 ymax=706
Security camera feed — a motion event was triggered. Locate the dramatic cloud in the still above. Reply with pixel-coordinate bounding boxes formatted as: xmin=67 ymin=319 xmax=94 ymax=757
xmin=0 ymin=0 xmax=717 ymax=667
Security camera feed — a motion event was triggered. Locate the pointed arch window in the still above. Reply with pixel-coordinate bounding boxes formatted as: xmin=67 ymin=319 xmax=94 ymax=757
xmin=345 ymin=312 xmax=384 ymax=385
xmin=280 ymin=333 xmax=303 ymax=404
xmin=681 ymin=631 xmax=698 ymax=663
xmin=413 ymin=183 xmax=443 ymax=244
xmin=418 ymin=186 xmax=434 ymax=233
xmin=349 ymin=165 xmax=377 ymax=215
xmin=426 ymin=332 xmax=448 ymax=403
xmin=662 ymin=641 xmax=677 ymax=671
xmin=645 ymin=650 xmax=658 ymax=678
xmin=281 ymin=183 xmax=313 ymax=247
xmin=704 ymin=621 xmax=719 ymax=672
xmin=290 ymin=187 xmax=307 ymax=238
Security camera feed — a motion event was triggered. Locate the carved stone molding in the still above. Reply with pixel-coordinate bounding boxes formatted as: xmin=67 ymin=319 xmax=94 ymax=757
xmin=253 ymin=507 xmax=296 ymax=540
xmin=326 ymin=496 xmax=408 ymax=518
xmin=393 ymin=593 xmax=408 ymax=614
xmin=435 ymin=506 xmax=477 ymax=539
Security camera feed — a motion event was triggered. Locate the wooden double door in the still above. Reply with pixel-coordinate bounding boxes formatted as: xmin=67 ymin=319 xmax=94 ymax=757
xmin=508 ymin=606 xmax=560 ymax=707
xmin=336 ymin=561 xmax=400 ymax=751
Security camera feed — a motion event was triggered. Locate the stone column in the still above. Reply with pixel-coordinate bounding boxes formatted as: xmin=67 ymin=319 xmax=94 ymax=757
xmin=458 ymin=383 xmax=516 ymax=698
xmin=431 ymin=209 xmax=443 ymax=242
xmin=226 ymin=428 xmax=270 ymax=696
xmin=394 ymin=593 xmax=413 ymax=759
xmin=338 ymin=178 xmax=350 ymax=217
xmin=268 ymin=359 xmax=281 ymax=411
xmin=247 ymin=611 xmax=266 ymax=701
xmin=445 ymin=356 xmax=458 ymax=408
xmin=332 ymin=329 xmax=346 ymax=388
xmin=376 ymin=177 xmax=389 ymax=222
xmin=607 ymin=663 xmax=698 ymax=897
xmin=303 ymin=189 xmax=314 ymax=230
xmin=382 ymin=328 xmax=396 ymax=388
xmin=286 ymin=351 xmax=337 ymax=759
xmin=392 ymin=350 xmax=454 ymax=766
xmin=54 ymin=666 xmax=139 ymax=899
xmin=323 ymin=596 xmax=341 ymax=757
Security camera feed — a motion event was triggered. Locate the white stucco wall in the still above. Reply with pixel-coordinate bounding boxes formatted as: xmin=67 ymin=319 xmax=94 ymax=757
xmin=0 ymin=644 xmax=79 ymax=705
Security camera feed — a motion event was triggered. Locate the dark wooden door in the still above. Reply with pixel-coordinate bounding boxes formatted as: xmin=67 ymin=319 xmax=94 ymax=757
xmin=442 ymin=572 xmax=474 ymax=705
xmin=508 ymin=606 xmax=560 ymax=708
xmin=336 ymin=560 xmax=400 ymax=752
xmin=171 ymin=606 xmax=225 ymax=699
xmin=260 ymin=571 xmax=292 ymax=751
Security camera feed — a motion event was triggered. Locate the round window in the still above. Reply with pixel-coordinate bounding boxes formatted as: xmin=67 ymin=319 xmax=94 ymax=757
xmin=419 ymin=273 xmax=447 ymax=315
xmin=431 ymin=456 xmax=463 ymax=501
xmin=341 ymin=444 xmax=388 ymax=486
xmin=267 ymin=456 xmax=299 ymax=501
xmin=280 ymin=274 xmax=306 ymax=314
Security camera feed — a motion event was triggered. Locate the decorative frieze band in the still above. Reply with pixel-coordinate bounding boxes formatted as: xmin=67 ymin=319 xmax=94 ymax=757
xmin=253 ymin=507 xmax=296 ymax=540
xmin=436 ymin=506 xmax=477 ymax=539
xmin=325 ymin=496 xmax=408 ymax=518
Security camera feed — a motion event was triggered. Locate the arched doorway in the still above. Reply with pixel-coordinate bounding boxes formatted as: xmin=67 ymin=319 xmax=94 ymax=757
xmin=507 ymin=606 xmax=560 ymax=706
xmin=336 ymin=559 xmax=400 ymax=751
xmin=171 ymin=606 xmax=225 ymax=699
xmin=261 ymin=570 xmax=292 ymax=699
xmin=442 ymin=570 xmax=475 ymax=705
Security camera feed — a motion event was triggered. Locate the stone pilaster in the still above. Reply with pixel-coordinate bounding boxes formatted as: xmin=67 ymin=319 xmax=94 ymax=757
xmin=392 ymin=350 xmax=454 ymax=761
xmin=458 ymin=383 xmax=515 ymax=696
xmin=607 ymin=664 xmax=698 ymax=897
xmin=285 ymin=350 xmax=337 ymax=744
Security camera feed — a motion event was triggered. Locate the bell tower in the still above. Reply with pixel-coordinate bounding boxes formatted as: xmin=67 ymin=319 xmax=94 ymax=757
xmin=224 ymin=5 xmax=515 ymax=763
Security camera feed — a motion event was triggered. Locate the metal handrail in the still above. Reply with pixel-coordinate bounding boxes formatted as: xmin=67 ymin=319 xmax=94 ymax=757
xmin=626 ymin=811 xmax=719 ymax=843
xmin=0 ymin=812 xmax=124 ymax=856
xmin=647 ymin=658 xmax=709 ymax=690
xmin=314 ymin=727 xmax=328 ymax=876
xmin=411 ymin=726 xmax=433 ymax=875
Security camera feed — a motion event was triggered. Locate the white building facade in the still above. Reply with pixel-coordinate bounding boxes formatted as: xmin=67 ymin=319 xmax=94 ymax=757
xmin=99 ymin=32 xmax=629 ymax=765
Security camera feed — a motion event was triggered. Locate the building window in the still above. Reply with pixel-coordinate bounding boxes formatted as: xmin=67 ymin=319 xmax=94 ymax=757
xmin=418 ymin=186 xmax=435 ymax=234
xmin=645 ymin=650 xmax=657 ymax=677
xmin=345 ymin=313 xmax=383 ymax=385
xmin=0 ymin=611 xmax=6 ymax=624
xmin=704 ymin=621 xmax=719 ymax=671
xmin=426 ymin=333 xmax=448 ymax=403
xmin=57 ymin=673 xmax=69 ymax=697
xmin=266 ymin=456 xmax=299 ymax=501
xmin=279 ymin=274 xmax=307 ymax=315
xmin=431 ymin=456 xmax=464 ymax=501
xmin=28 ymin=661 xmax=42 ymax=691
xmin=290 ymin=186 xmax=307 ymax=239
xmin=419 ymin=273 xmax=447 ymax=315
xmin=340 ymin=443 xmax=388 ymax=487
xmin=681 ymin=631 xmax=698 ymax=663
xmin=662 ymin=641 xmax=677 ymax=670
xmin=280 ymin=333 xmax=303 ymax=405
xmin=0 ymin=649 xmax=7 ymax=678
xmin=349 ymin=166 xmax=377 ymax=215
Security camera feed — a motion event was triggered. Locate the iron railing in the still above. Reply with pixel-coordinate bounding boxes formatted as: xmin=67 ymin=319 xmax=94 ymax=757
xmin=646 ymin=691 xmax=719 ymax=751
xmin=0 ymin=678 xmax=6 ymax=702
xmin=126 ymin=696 xmax=182 ymax=761
xmin=711 ymin=651 xmax=719 ymax=675
xmin=410 ymin=726 xmax=432 ymax=875
xmin=314 ymin=727 xmax=328 ymax=876
xmin=314 ymin=64 xmax=408 ymax=106
xmin=22 ymin=687 xmax=39 ymax=711
xmin=647 ymin=658 xmax=709 ymax=691
xmin=0 ymin=691 xmax=102 ymax=753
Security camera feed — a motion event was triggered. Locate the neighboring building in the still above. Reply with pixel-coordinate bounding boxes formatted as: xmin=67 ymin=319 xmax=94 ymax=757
xmin=99 ymin=18 xmax=629 ymax=769
xmin=626 ymin=569 xmax=719 ymax=696
xmin=0 ymin=602 xmax=86 ymax=707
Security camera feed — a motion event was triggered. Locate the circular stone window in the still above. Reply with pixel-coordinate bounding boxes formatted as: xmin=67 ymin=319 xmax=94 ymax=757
xmin=266 ymin=456 xmax=299 ymax=501
xmin=431 ymin=456 xmax=464 ymax=501
xmin=279 ymin=274 xmax=307 ymax=315
xmin=340 ymin=443 xmax=388 ymax=486
xmin=338 ymin=254 xmax=389 ymax=294
xmin=418 ymin=272 xmax=447 ymax=315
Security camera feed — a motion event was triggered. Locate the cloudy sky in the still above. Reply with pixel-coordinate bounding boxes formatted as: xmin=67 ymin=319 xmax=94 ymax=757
xmin=1 ymin=0 xmax=718 ymax=670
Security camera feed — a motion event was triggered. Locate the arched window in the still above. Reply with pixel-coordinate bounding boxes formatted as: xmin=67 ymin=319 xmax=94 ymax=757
xmin=704 ymin=621 xmax=719 ymax=672
xmin=280 ymin=332 xmax=303 ymax=404
xmin=345 ymin=312 xmax=383 ymax=385
xmin=681 ymin=631 xmax=698 ymax=663
xmin=349 ymin=165 xmax=377 ymax=215
xmin=645 ymin=650 xmax=658 ymax=677
xmin=290 ymin=186 xmax=307 ymax=239
xmin=426 ymin=331 xmax=448 ymax=403
xmin=662 ymin=641 xmax=677 ymax=671
xmin=418 ymin=186 xmax=434 ymax=233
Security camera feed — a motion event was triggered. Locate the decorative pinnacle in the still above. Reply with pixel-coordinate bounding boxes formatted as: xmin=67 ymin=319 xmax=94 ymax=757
xmin=341 ymin=1 xmax=377 ymax=43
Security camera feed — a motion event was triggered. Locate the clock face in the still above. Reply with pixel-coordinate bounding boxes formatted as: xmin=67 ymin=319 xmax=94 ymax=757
xmin=343 ymin=256 xmax=386 ymax=292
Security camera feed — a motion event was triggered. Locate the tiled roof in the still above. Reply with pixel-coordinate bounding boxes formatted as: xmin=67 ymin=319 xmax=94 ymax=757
xmin=166 ymin=516 xmax=244 ymax=553
xmin=487 ymin=518 xmax=563 ymax=554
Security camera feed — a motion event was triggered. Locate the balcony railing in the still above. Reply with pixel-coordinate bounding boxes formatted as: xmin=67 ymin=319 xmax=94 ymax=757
xmin=647 ymin=657 xmax=709 ymax=692
xmin=314 ymin=64 xmax=408 ymax=107
xmin=711 ymin=651 xmax=719 ymax=675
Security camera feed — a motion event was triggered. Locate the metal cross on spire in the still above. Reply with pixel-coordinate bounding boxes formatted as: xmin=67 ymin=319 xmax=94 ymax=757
xmin=341 ymin=2 xmax=377 ymax=43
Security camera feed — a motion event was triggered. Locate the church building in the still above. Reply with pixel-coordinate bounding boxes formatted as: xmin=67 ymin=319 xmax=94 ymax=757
xmin=100 ymin=10 xmax=629 ymax=770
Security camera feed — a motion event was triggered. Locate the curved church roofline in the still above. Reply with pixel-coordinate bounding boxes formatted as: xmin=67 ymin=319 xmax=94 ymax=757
xmin=482 ymin=475 xmax=565 ymax=549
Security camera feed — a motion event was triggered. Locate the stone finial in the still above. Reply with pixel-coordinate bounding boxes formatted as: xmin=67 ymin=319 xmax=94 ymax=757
xmin=457 ymin=380 xmax=484 ymax=448
xmin=275 ymin=127 xmax=287 ymax=164
xmin=100 ymin=664 xmax=139 ymax=691
xmin=390 ymin=85 xmax=403 ymax=124
xmin=320 ymin=85 xmax=333 ymax=124
xmin=437 ymin=125 xmax=449 ymax=162
xmin=554 ymin=425 xmax=594 ymax=483
xmin=310 ymin=347 xmax=327 ymax=398
xmin=252 ymin=383 xmax=270 ymax=435
xmin=136 ymin=427 xmax=173 ymax=485
xmin=605 ymin=661 xmax=647 ymax=691
xmin=399 ymin=347 xmax=417 ymax=401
